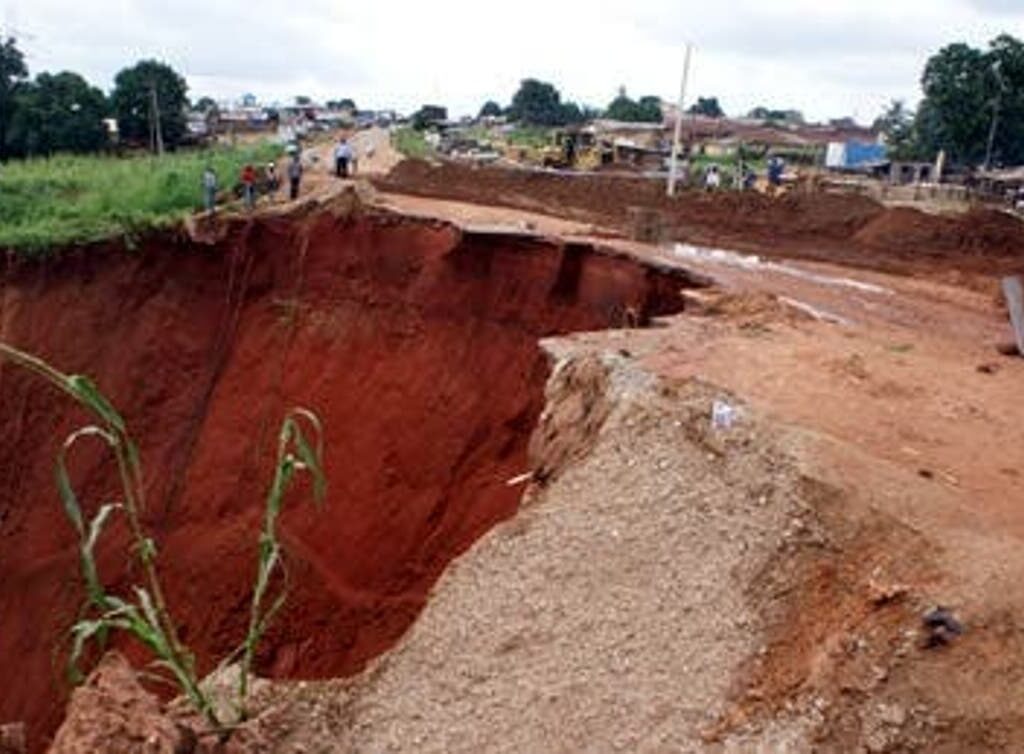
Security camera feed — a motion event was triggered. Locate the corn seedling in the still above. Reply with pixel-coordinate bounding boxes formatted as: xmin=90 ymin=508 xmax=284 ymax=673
xmin=238 ymin=408 xmax=326 ymax=718
xmin=0 ymin=342 xmax=326 ymax=733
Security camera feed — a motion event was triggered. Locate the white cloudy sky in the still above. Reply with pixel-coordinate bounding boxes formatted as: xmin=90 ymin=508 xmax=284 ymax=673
xmin=4 ymin=0 xmax=1022 ymax=122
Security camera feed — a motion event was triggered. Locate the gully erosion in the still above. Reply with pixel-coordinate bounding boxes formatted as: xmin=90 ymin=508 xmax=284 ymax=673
xmin=0 ymin=200 xmax=702 ymax=749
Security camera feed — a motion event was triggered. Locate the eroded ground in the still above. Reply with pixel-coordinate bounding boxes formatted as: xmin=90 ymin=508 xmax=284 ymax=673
xmin=9 ymin=133 xmax=1024 ymax=753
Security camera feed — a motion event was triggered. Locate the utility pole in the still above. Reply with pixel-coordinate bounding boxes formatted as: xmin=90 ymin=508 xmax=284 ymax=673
xmin=667 ymin=43 xmax=693 ymax=197
xmin=984 ymin=61 xmax=1005 ymax=172
xmin=149 ymin=82 xmax=165 ymax=156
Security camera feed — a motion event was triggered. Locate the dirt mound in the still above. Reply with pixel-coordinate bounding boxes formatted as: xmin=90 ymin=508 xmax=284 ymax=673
xmin=377 ymin=160 xmax=1024 ymax=282
xmin=47 ymin=653 xmax=190 ymax=754
xmin=0 ymin=206 xmax=701 ymax=751
xmin=856 ymin=206 xmax=1024 ymax=256
xmin=377 ymin=160 xmax=884 ymax=245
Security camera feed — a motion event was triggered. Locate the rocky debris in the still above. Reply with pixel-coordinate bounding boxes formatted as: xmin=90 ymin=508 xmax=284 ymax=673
xmin=0 ymin=723 xmax=26 ymax=754
xmin=922 ymin=607 xmax=964 ymax=647
xmin=48 ymin=652 xmax=195 ymax=754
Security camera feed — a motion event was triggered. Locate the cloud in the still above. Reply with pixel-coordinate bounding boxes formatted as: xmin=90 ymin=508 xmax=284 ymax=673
xmin=5 ymin=0 xmax=1024 ymax=120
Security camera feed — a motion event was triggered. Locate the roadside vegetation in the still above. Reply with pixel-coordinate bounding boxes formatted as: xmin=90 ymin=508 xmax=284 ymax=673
xmin=0 ymin=341 xmax=326 ymax=732
xmin=0 ymin=142 xmax=279 ymax=253
xmin=391 ymin=127 xmax=432 ymax=159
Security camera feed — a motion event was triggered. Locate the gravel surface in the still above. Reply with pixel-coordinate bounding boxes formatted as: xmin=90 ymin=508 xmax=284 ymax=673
xmin=242 ymin=345 xmax=810 ymax=753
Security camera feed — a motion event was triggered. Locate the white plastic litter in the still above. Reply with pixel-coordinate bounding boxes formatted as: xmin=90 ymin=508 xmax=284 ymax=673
xmin=711 ymin=400 xmax=740 ymax=430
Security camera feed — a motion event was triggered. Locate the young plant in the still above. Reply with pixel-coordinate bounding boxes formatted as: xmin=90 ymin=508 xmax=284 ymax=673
xmin=0 ymin=342 xmax=326 ymax=732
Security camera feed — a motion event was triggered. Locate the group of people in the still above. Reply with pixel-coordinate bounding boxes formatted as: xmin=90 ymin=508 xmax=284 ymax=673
xmin=201 ymin=135 xmax=358 ymax=214
xmin=698 ymin=155 xmax=787 ymax=193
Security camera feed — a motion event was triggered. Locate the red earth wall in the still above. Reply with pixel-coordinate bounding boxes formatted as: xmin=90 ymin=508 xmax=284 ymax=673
xmin=0 ymin=208 xmax=698 ymax=751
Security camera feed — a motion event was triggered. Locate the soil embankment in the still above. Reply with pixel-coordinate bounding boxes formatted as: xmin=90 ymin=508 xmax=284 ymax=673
xmin=0 ymin=203 xmax=702 ymax=751
xmin=374 ymin=160 xmax=1024 ymax=283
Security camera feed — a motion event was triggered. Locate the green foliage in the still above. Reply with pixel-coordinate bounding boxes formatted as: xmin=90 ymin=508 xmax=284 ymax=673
xmin=747 ymin=107 xmax=805 ymax=125
xmin=392 ymin=127 xmax=432 ymax=158
xmin=194 ymin=96 xmax=218 ymax=114
xmin=0 ymin=35 xmax=29 ymax=160
xmin=505 ymin=125 xmax=552 ymax=148
xmin=412 ymin=105 xmax=448 ymax=131
xmin=0 ymin=341 xmax=327 ymax=732
xmin=478 ymin=100 xmax=503 ymax=118
xmin=239 ymin=409 xmax=325 ymax=717
xmin=6 ymin=72 xmax=109 ymax=158
xmin=915 ymin=34 xmax=1024 ymax=166
xmin=604 ymin=88 xmax=662 ymax=122
xmin=326 ymin=98 xmax=356 ymax=112
xmin=688 ymin=97 xmax=724 ymax=118
xmin=873 ymin=100 xmax=921 ymax=161
xmin=0 ymin=142 xmax=279 ymax=253
xmin=507 ymin=79 xmax=587 ymax=127
xmin=110 ymin=60 xmax=189 ymax=150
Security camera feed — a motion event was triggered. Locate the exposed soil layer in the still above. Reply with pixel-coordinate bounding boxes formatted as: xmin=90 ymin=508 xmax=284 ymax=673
xmin=0 ymin=204 xmax=700 ymax=751
xmin=374 ymin=160 xmax=1024 ymax=282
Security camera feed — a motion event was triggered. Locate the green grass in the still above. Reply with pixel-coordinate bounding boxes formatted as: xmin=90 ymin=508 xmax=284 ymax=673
xmin=505 ymin=125 xmax=553 ymax=148
xmin=391 ymin=127 xmax=432 ymax=159
xmin=0 ymin=142 xmax=280 ymax=255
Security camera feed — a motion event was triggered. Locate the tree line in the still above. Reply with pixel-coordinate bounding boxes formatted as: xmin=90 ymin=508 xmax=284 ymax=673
xmin=875 ymin=34 xmax=1024 ymax=167
xmin=0 ymin=36 xmax=190 ymax=160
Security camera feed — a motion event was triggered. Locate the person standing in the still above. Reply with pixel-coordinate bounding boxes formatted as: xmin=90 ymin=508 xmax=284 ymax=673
xmin=288 ymin=156 xmax=303 ymax=200
xmin=767 ymin=156 xmax=785 ymax=195
xmin=202 ymin=165 xmax=218 ymax=213
xmin=704 ymin=164 xmax=721 ymax=191
xmin=266 ymin=161 xmax=280 ymax=198
xmin=241 ymin=164 xmax=257 ymax=210
xmin=334 ymin=138 xmax=354 ymax=178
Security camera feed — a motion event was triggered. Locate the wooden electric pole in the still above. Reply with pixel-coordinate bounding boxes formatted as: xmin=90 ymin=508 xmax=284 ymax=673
xmin=667 ymin=44 xmax=694 ymax=197
xmin=150 ymin=82 xmax=165 ymax=156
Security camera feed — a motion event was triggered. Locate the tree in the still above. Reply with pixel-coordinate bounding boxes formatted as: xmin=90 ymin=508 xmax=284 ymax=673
xmin=194 ymin=96 xmax=217 ymax=113
xmin=986 ymin=34 xmax=1024 ymax=166
xmin=7 ymin=71 xmax=109 ymax=157
xmin=916 ymin=42 xmax=991 ymax=164
xmin=508 ymin=79 xmax=562 ymax=125
xmin=412 ymin=104 xmax=447 ymax=130
xmin=688 ymin=96 xmax=724 ymax=118
xmin=604 ymin=87 xmax=661 ymax=122
xmin=912 ymin=35 xmax=1024 ymax=166
xmin=872 ymin=100 xmax=919 ymax=161
xmin=110 ymin=60 xmax=188 ymax=150
xmin=0 ymin=36 xmax=29 ymax=160
xmin=478 ymin=100 xmax=503 ymax=118
xmin=326 ymin=98 xmax=356 ymax=113
xmin=748 ymin=107 xmax=804 ymax=124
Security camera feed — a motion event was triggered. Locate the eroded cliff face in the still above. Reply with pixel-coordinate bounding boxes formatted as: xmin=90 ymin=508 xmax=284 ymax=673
xmin=0 ymin=206 xmax=699 ymax=750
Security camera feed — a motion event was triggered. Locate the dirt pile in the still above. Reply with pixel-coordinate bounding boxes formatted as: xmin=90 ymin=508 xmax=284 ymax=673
xmin=375 ymin=159 xmax=884 ymax=243
xmin=0 ymin=203 xmax=702 ymax=751
xmin=376 ymin=160 xmax=1024 ymax=280
xmin=855 ymin=206 xmax=1024 ymax=258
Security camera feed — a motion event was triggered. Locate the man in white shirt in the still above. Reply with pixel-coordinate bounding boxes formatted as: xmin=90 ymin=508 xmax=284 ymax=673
xmin=334 ymin=138 xmax=355 ymax=178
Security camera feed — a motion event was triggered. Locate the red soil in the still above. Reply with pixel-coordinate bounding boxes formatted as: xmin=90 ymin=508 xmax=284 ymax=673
xmin=374 ymin=160 xmax=1024 ymax=281
xmin=0 ymin=208 xmax=699 ymax=751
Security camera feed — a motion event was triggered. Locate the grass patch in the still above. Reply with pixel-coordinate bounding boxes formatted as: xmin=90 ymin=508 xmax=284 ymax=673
xmin=0 ymin=142 xmax=280 ymax=255
xmin=504 ymin=125 xmax=552 ymax=148
xmin=391 ymin=128 xmax=432 ymax=159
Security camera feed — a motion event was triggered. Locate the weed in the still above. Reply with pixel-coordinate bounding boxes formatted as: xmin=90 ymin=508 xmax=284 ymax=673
xmin=391 ymin=128 xmax=432 ymax=159
xmin=0 ymin=341 xmax=326 ymax=734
